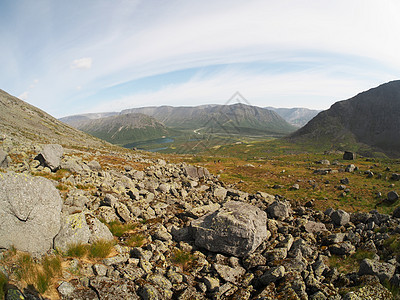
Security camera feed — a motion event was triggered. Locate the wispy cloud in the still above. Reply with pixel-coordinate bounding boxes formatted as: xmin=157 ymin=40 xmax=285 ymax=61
xmin=1 ymin=0 xmax=400 ymax=117
xmin=71 ymin=57 xmax=92 ymax=70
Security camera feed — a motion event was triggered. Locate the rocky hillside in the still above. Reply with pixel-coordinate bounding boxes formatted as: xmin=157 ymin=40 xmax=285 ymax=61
xmin=73 ymin=113 xmax=174 ymax=146
xmin=1 ymin=139 xmax=400 ymax=299
xmin=122 ymin=103 xmax=296 ymax=135
xmin=2 ymin=89 xmax=400 ymax=299
xmin=266 ymin=107 xmax=321 ymax=128
xmin=290 ymin=81 xmax=400 ymax=157
xmin=0 ymin=89 xmax=109 ymax=149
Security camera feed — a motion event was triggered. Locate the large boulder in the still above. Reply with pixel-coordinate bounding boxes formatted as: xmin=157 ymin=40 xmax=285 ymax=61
xmin=191 ymin=201 xmax=269 ymax=257
xmin=35 ymin=144 xmax=64 ymax=171
xmin=54 ymin=212 xmax=114 ymax=252
xmin=0 ymin=172 xmax=62 ymax=256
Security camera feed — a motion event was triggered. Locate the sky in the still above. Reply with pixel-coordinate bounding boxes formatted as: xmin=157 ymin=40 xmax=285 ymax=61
xmin=1 ymin=0 xmax=400 ymax=118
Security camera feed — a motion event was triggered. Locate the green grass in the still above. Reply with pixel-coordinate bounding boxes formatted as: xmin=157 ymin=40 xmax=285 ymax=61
xmin=328 ymin=249 xmax=376 ymax=274
xmin=88 ymin=240 xmax=114 ymax=259
xmin=126 ymin=233 xmax=146 ymax=247
xmin=171 ymin=249 xmax=195 ymax=270
xmin=103 ymin=220 xmax=137 ymax=238
xmin=66 ymin=243 xmax=88 ymax=258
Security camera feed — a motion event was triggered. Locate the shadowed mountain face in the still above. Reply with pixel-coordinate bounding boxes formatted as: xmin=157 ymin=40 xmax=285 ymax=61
xmin=0 ymin=89 xmax=107 ymax=148
xmin=290 ymin=80 xmax=400 ymax=157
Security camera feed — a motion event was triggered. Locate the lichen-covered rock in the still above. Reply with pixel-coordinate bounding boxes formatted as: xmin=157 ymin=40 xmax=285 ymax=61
xmin=0 ymin=150 xmax=10 ymax=168
xmin=358 ymin=259 xmax=396 ymax=283
xmin=0 ymin=172 xmax=62 ymax=256
xmin=330 ymin=209 xmax=350 ymax=226
xmin=54 ymin=213 xmax=113 ymax=252
xmin=191 ymin=201 xmax=269 ymax=257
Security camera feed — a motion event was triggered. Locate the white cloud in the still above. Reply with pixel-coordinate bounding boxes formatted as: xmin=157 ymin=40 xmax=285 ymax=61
xmin=19 ymin=91 xmax=29 ymax=100
xmin=71 ymin=57 xmax=92 ymax=69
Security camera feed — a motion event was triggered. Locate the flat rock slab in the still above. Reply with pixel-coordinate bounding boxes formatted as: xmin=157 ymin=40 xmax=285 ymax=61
xmin=0 ymin=172 xmax=62 ymax=256
xmin=191 ymin=201 xmax=269 ymax=257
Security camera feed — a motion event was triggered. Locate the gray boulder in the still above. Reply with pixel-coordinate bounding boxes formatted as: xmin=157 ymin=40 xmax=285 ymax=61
xmin=331 ymin=209 xmax=350 ymax=226
xmin=387 ymin=191 xmax=399 ymax=204
xmin=35 ymin=144 xmax=63 ymax=171
xmin=343 ymin=151 xmax=356 ymax=160
xmin=0 ymin=172 xmax=62 ymax=256
xmin=184 ymin=165 xmax=210 ymax=180
xmin=358 ymin=258 xmax=396 ymax=282
xmin=191 ymin=201 xmax=269 ymax=257
xmin=267 ymin=200 xmax=290 ymax=219
xmin=54 ymin=212 xmax=113 ymax=252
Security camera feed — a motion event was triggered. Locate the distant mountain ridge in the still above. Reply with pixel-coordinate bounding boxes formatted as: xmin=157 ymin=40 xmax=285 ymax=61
xmin=290 ymin=80 xmax=400 ymax=157
xmin=76 ymin=113 xmax=173 ymax=146
xmin=121 ymin=103 xmax=296 ymax=135
xmin=266 ymin=107 xmax=321 ymax=127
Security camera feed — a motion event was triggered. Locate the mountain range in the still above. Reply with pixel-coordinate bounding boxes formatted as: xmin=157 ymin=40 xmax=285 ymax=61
xmin=61 ymin=104 xmax=297 ymax=148
xmin=290 ymin=80 xmax=400 ymax=157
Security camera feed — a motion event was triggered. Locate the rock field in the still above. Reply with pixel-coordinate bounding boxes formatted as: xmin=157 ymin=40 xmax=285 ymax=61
xmin=1 ymin=138 xmax=400 ymax=299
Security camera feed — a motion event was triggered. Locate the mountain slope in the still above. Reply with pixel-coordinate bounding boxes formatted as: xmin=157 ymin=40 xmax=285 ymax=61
xmin=290 ymin=80 xmax=400 ymax=157
xmin=266 ymin=107 xmax=321 ymax=127
xmin=0 ymin=89 xmax=108 ymax=148
xmin=76 ymin=113 xmax=173 ymax=145
xmin=122 ymin=103 xmax=296 ymax=136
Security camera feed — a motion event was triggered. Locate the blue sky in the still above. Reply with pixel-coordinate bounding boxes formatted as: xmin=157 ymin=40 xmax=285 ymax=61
xmin=1 ymin=0 xmax=399 ymax=117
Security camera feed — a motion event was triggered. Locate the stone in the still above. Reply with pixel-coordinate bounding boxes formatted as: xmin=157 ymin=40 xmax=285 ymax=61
xmin=87 ymin=160 xmax=102 ymax=171
xmin=35 ymin=144 xmax=63 ymax=171
xmin=54 ymin=213 xmax=113 ymax=252
xmin=0 ymin=172 xmax=62 ymax=256
xmin=90 ymin=276 xmax=139 ymax=299
xmin=358 ymin=258 xmax=396 ymax=282
xmin=392 ymin=206 xmax=400 ymax=218
xmin=93 ymin=264 xmax=108 ymax=276
xmin=343 ymin=151 xmax=356 ymax=160
xmin=304 ymin=221 xmax=327 ymax=234
xmin=184 ymin=165 xmax=210 ymax=180
xmin=191 ymin=201 xmax=269 ymax=257
xmin=330 ymin=209 xmax=350 ymax=226
xmin=152 ymin=224 xmax=172 ymax=241
xmin=214 ymin=187 xmax=227 ymax=201
xmin=342 ymin=283 xmax=392 ymax=299
xmin=57 ymin=281 xmax=75 ymax=297
xmin=345 ymin=164 xmax=356 ymax=172
xmin=387 ymin=191 xmax=399 ymax=204
xmin=203 ymin=276 xmax=220 ymax=292
xmin=61 ymin=159 xmax=84 ymax=173
xmin=267 ymin=200 xmax=290 ymax=219
xmin=54 ymin=213 xmax=91 ymax=252
xmin=259 ymin=266 xmax=285 ymax=286
xmin=0 ymin=150 xmax=10 ymax=168
xmin=391 ymin=173 xmax=400 ymax=181
xmin=329 ymin=241 xmax=356 ymax=256
xmin=214 ymin=263 xmax=246 ymax=284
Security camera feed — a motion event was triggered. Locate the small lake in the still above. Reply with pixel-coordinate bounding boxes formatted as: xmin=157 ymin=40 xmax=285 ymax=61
xmin=124 ymin=137 xmax=174 ymax=152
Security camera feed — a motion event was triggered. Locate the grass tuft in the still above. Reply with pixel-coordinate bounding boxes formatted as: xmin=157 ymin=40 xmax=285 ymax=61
xmin=66 ymin=243 xmax=88 ymax=258
xmin=126 ymin=233 xmax=146 ymax=247
xmin=103 ymin=220 xmax=137 ymax=238
xmin=88 ymin=239 xmax=114 ymax=259
xmin=171 ymin=249 xmax=195 ymax=270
